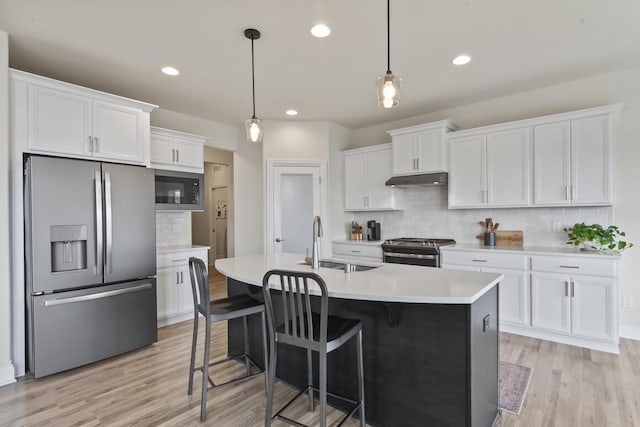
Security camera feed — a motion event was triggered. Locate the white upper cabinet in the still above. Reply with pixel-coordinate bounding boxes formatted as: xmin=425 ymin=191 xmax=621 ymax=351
xmin=449 ymin=104 xmax=620 ymax=209
xmin=388 ymin=120 xmax=459 ymax=176
xmin=344 ymin=144 xmax=402 ymax=211
xmin=13 ymin=70 xmax=156 ymax=165
xmin=150 ymin=127 xmax=207 ymax=174
xmin=533 ymin=115 xmax=612 ymax=206
xmin=486 ymin=127 xmax=531 ymax=206
xmin=448 ymin=135 xmax=487 ymax=208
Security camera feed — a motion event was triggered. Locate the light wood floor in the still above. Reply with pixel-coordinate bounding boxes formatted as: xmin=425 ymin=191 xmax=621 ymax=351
xmin=1 ymin=268 xmax=639 ymax=426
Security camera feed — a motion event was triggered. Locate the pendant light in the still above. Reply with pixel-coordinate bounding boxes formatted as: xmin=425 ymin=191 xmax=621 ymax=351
xmin=376 ymin=0 xmax=400 ymax=109
xmin=245 ymin=28 xmax=263 ymax=143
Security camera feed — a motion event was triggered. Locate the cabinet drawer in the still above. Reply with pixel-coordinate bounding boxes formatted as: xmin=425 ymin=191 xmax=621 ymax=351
xmin=440 ymin=250 xmax=528 ymax=270
xmin=332 ymin=243 xmax=382 ymax=260
xmin=157 ymin=252 xmax=191 ymax=269
xmin=531 ymin=255 xmax=615 ymax=277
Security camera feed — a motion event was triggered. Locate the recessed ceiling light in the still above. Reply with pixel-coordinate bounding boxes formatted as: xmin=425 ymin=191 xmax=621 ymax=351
xmin=161 ymin=66 xmax=180 ymax=76
xmin=452 ymin=55 xmax=471 ymax=66
xmin=285 ymin=109 xmax=298 ymax=116
xmin=310 ymin=24 xmax=331 ymax=38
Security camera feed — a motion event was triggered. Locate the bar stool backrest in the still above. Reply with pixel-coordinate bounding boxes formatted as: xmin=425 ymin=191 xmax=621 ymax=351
xmin=188 ymin=257 xmax=210 ymax=318
xmin=262 ymin=269 xmax=328 ymax=351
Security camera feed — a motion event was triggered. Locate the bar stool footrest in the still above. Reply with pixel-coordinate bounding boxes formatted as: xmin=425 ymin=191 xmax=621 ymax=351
xmin=195 ymin=353 xmax=264 ymax=391
xmin=273 ymin=385 xmax=363 ymax=427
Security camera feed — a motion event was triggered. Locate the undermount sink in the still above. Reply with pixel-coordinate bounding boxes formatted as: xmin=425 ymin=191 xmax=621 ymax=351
xmin=299 ymin=260 xmax=379 ymax=272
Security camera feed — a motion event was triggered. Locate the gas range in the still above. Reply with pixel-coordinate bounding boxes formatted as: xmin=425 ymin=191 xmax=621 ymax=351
xmin=381 ymin=237 xmax=456 ymax=267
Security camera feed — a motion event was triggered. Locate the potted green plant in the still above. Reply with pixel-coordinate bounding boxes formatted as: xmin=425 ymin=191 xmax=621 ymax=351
xmin=564 ymin=223 xmax=633 ymax=252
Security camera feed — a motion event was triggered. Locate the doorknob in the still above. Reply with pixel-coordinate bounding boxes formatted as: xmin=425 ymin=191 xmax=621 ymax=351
xmin=275 ymin=238 xmax=285 ymax=242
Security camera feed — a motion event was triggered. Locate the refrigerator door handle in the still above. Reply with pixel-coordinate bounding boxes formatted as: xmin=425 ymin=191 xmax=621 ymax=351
xmin=94 ymin=170 xmax=104 ymax=275
xmin=43 ymin=283 xmax=153 ymax=307
xmin=104 ymin=171 xmax=113 ymax=274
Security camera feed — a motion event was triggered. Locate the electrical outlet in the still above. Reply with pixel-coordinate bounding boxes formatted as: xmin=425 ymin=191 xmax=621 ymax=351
xmin=623 ymin=296 xmax=634 ymax=309
xmin=552 ymin=221 xmax=562 ymax=232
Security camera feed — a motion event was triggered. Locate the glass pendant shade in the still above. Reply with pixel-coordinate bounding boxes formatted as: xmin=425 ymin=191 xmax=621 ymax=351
xmin=376 ymin=71 xmax=400 ymax=109
xmin=245 ymin=117 xmax=263 ymax=143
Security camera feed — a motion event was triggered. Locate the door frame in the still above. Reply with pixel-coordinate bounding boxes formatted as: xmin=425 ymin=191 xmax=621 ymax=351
xmin=265 ymin=159 xmax=327 ymax=257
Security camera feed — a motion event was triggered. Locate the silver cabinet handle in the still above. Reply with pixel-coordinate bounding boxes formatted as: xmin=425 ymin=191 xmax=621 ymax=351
xmin=88 ymin=136 xmax=93 ymax=153
xmin=416 ymin=158 xmax=420 ymax=170
xmin=104 ymin=171 xmax=113 ymax=274
xmin=172 ymin=149 xmax=175 ymax=162
xmin=176 ymin=271 xmax=180 ymax=284
xmin=570 ymin=281 xmax=575 ymax=297
xmin=172 ymin=258 xmax=187 ymax=263
xmin=351 ymin=250 xmax=362 ymax=253
xmin=472 ymin=259 xmax=488 ymax=263
xmin=44 ymin=283 xmax=152 ymax=307
xmin=560 ymin=265 xmax=580 ymax=269
xmin=94 ymin=170 xmax=103 ymax=276
xmin=571 ymin=185 xmax=575 ymax=201
xmin=176 ymin=149 xmax=179 ymax=163
xmin=564 ymin=281 xmax=569 ymax=297
xmin=565 ymin=186 xmax=570 ymax=201
xmin=93 ymin=137 xmax=99 ymax=153
xmin=180 ymin=271 xmax=184 ymax=284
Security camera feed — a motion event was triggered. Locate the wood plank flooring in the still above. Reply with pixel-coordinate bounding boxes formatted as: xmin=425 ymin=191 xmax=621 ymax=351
xmin=1 ymin=268 xmax=638 ymax=426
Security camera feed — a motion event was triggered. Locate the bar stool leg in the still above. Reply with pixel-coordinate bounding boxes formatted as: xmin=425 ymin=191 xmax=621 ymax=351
xmin=319 ymin=351 xmax=327 ymax=427
xmin=265 ymin=335 xmax=277 ymax=426
xmin=307 ymin=348 xmax=314 ymax=411
xmin=357 ymin=329 xmax=365 ymax=427
xmin=188 ymin=313 xmax=199 ymax=395
xmin=261 ymin=311 xmax=268 ymax=392
xmin=200 ymin=320 xmax=211 ymax=422
xmin=243 ymin=316 xmax=251 ymax=376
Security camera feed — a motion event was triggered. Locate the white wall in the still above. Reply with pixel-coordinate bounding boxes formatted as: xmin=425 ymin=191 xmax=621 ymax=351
xmin=0 ymin=31 xmax=16 ymax=386
xmin=262 ymin=120 xmax=330 ymax=160
xmin=151 ymin=108 xmax=239 ymax=152
xmin=327 ymin=123 xmax=352 ymax=241
xmin=349 ymin=66 xmax=640 ymax=335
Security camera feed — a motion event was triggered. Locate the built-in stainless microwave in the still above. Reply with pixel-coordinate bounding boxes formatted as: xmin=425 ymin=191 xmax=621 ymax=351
xmin=154 ymin=170 xmax=203 ymax=210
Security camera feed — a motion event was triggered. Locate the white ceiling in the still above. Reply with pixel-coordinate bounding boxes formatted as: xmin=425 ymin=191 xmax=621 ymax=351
xmin=1 ymin=0 xmax=640 ymax=129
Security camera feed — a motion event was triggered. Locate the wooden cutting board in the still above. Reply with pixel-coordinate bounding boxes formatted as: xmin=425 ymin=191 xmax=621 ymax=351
xmin=475 ymin=230 xmax=523 ymax=246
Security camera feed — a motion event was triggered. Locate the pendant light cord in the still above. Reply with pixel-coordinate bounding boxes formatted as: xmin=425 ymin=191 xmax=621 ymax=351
xmin=251 ymin=36 xmax=257 ymax=119
xmin=386 ymin=0 xmax=391 ymax=74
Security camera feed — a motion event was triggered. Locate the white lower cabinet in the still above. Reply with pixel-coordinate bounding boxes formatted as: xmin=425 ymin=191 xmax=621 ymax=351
xmin=156 ymin=248 xmax=208 ymax=326
xmin=441 ymin=248 xmax=619 ymax=353
xmin=532 ymin=272 xmax=614 ymax=341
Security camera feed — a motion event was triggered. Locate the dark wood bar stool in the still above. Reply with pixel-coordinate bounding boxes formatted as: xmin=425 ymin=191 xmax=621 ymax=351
xmin=262 ymin=269 xmax=365 ymax=427
xmin=187 ymin=257 xmax=268 ymax=422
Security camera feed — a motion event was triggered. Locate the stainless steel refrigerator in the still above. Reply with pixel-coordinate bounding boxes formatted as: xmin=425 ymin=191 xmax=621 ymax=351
xmin=25 ymin=156 xmax=157 ymax=378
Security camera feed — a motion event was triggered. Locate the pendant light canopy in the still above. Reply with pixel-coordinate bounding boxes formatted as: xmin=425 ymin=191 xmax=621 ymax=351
xmin=376 ymin=0 xmax=400 ymax=109
xmin=244 ymin=28 xmax=263 ymax=143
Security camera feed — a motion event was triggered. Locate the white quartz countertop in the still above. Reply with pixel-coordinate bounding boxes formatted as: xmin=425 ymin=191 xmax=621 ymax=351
xmin=157 ymin=244 xmax=210 ymax=254
xmin=215 ymin=253 xmax=502 ymax=304
xmin=441 ymin=243 xmax=622 ymax=258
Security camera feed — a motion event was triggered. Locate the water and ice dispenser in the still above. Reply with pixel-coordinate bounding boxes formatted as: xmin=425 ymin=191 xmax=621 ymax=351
xmin=50 ymin=225 xmax=88 ymax=272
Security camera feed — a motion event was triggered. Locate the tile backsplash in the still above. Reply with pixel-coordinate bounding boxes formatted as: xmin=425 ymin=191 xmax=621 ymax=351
xmin=350 ymin=187 xmax=613 ymax=247
xmin=156 ymin=212 xmax=192 ymax=247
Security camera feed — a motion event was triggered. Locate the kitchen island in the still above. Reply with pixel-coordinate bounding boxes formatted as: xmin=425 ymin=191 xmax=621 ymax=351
xmin=215 ymin=253 xmax=503 ymax=427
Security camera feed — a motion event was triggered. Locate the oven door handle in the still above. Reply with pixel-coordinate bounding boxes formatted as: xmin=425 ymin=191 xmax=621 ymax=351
xmin=383 ymin=252 xmax=437 ymax=260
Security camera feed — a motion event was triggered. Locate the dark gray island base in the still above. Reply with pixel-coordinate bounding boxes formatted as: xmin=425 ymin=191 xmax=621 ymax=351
xmin=228 ymin=278 xmax=499 ymax=427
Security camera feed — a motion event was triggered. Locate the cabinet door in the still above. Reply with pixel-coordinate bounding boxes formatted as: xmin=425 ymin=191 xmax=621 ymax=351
xmin=484 ymin=267 xmax=530 ymax=326
xmin=571 ymin=115 xmax=612 ymax=205
xmin=486 ymin=128 xmax=531 ymax=206
xmin=92 ymin=100 xmax=145 ymax=163
xmin=531 ymin=273 xmax=571 ymax=334
xmin=416 ymin=128 xmax=447 ymax=173
xmin=448 ymin=135 xmax=487 ymax=208
xmin=571 ymin=276 xmax=614 ymax=341
xmin=344 ymin=153 xmax=367 ymax=210
xmin=150 ymin=133 xmax=176 ymax=167
xmin=391 ymin=133 xmax=417 ymax=175
xmin=533 ymin=121 xmax=571 ymax=205
xmin=156 ymin=268 xmax=180 ymax=320
xmin=28 ymin=84 xmax=92 ymax=156
xmin=174 ymin=137 xmax=204 ymax=172
xmin=367 ymin=148 xmax=396 ymax=209
xmin=178 ymin=266 xmax=195 ymax=314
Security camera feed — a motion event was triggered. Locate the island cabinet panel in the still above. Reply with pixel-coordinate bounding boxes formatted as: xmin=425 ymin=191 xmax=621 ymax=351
xmin=227 ymin=278 xmax=499 ymax=427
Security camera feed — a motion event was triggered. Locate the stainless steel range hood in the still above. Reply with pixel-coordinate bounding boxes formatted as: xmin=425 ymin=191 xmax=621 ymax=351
xmin=385 ymin=172 xmax=448 ymax=187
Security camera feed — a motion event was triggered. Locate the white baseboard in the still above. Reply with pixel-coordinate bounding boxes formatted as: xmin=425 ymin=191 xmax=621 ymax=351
xmin=619 ymin=325 xmax=640 ymax=341
xmin=0 ymin=363 xmax=16 ymax=387
xmin=500 ymin=323 xmax=620 ymax=354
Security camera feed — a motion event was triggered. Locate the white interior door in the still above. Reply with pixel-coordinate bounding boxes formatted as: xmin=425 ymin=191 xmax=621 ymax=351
xmin=269 ymin=164 xmax=324 ymax=256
